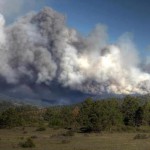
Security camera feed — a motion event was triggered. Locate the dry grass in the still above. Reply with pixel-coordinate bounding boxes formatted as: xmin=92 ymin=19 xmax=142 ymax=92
xmin=0 ymin=127 xmax=150 ymax=150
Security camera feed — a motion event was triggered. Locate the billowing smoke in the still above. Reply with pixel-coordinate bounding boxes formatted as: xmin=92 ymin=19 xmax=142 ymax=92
xmin=0 ymin=7 xmax=150 ymax=104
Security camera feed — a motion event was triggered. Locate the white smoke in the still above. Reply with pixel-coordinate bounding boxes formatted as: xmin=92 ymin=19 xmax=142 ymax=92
xmin=0 ymin=0 xmax=24 ymax=16
xmin=0 ymin=7 xmax=150 ymax=96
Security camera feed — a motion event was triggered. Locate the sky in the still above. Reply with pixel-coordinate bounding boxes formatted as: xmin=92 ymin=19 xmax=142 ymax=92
xmin=0 ymin=0 xmax=150 ymax=106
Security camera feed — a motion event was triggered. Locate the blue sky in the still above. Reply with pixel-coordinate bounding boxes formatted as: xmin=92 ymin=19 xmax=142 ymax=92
xmin=4 ymin=0 xmax=150 ymax=55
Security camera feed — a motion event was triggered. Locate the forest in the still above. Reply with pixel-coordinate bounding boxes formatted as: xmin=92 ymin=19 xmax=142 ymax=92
xmin=0 ymin=95 xmax=150 ymax=132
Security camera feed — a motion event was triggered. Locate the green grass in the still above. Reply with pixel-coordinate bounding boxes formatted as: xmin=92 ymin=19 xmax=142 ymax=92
xmin=0 ymin=127 xmax=150 ymax=150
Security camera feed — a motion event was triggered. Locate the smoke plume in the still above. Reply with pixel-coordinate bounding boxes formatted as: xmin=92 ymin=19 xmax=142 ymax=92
xmin=0 ymin=7 xmax=150 ymax=104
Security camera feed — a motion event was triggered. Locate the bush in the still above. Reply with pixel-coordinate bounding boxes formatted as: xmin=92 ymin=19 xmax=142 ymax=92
xmin=31 ymin=135 xmax=38 ymax=139
xmin=36 ymin=127 xmax=46 ymax=131
xmin=63 ymin=130 xmax=75 ymax=137
xmin=19 ymin=138 xmax=35 ymax=148
xmin=0 ymin=108 xmax=23 ymax=128
xmin=49 ymin=119 xmax=62 ymax=127
xmin=133 ymin=134 xmax=149 ymax=139
xmin=23 ymin=131 xmax=28 ymax=134
xmin=20 ymin=137 xmax=24 ymax=140
xmin=117 ymin=125 xmax=136 ymax=132
xmin=61 ymin=138 xmax=71 ymax=144
xmin=84 ymin=133 xmax=90 ymax=137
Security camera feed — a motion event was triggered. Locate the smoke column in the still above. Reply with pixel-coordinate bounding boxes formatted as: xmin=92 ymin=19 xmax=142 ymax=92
xmin=0 ymin=7 xmax=150 ymax=103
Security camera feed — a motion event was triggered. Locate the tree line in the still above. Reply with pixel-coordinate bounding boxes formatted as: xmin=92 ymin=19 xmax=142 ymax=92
xmin=0 ymin=95 xmax=150 ymax=132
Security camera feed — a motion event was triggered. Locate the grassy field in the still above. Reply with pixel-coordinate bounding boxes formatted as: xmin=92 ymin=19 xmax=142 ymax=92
xmin=0 ymin=127 xmax=150 ymax=150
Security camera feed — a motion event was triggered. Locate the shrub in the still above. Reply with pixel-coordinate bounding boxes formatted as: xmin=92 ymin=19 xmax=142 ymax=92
xmin=118 ymin=125 xmax=136 ymax=132
xmin=23 ymin=131 xmax=28 ymax=134
xmin=63 ymin=130 xmax=75 ymax=137
xmin=36 ymin=127 xmax=46 ymax=131
xmin=31 ymin=135 xmax=38 ymax=139
xmin=0 ymin=108 xmax=23 ymax=128
xmin=49 ymin=119 xmax=62 ymax=127
xmin=53 ymin=126 xmax=61 ymax=130
xmin=61 ymin=138 xmax=71 ymax=144
xmin=133 ymin=134 xmax=149 ymax=139
xmin=84 ymin=133 xmax=90 ymax=137
xmin=19 ymin=138 xmax=35 ymax=148
xmin=20 ymin=137 xmax=24 ymax=140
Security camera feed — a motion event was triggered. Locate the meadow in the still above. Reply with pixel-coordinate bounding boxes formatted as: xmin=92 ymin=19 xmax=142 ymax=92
xmin=0 ymin=127 xmax=150 ymax=150
xmin=1 ymin=96 xmax=150 ymax=150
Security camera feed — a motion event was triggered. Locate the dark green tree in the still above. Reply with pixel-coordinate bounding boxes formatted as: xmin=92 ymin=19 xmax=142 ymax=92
xmin=44 ymin=107 xmax=62 ymax=127
xmin=79 ymin=98 xmax=122 ymax=132
xmin=135 ymin=106 xmax=143 ymax=126
xmin=0 ymin=108 xmax=23 ymax=128
xmin=122 ymin=96 xmax=140 ymax=126
xmin=93 ymin=99 xmax=122 ymax=131
xmin=143 ymin=101 xmax=150 ymax=125
xmin=61 ymin=106 xmax=73 ymax=128
xmin=79 ymin=98 xmax=95 ymax=132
